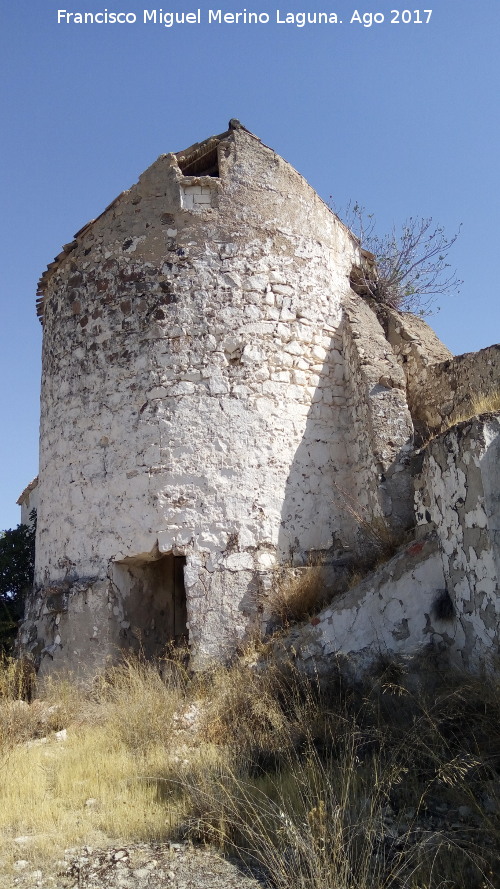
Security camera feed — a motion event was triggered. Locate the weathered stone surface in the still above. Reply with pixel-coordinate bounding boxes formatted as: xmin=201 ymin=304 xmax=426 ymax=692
xmin=279 ymin=534 xmax=447 ymax=675
xmin=21 ymin=125 xmax=378 ymax=674
xmin=376 ymin=304 xmax=500 ymax=438
xmin=17 ymin=124 xmax=500 ymax=679
xmin=414 ymin=415 xmax=500 ymax=669
xmin=284 ymin=415 xmax=500 ymax=676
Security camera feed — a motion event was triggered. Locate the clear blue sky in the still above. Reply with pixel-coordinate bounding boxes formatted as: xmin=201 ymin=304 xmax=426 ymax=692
xmin=1 ymin=0 xmax=498 ymax=530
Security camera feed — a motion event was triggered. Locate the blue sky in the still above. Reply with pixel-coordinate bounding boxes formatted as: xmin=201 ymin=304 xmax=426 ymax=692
xmin=1 ymin=0 xmax=499 ymax=530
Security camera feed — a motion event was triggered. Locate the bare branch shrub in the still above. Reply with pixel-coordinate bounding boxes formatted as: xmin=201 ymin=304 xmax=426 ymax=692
xmin=339 ymin=201 xmax=462 ymax=315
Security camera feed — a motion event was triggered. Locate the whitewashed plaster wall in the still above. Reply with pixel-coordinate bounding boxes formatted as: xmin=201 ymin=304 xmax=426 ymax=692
xmin=25 ymin=125 xmax=499 ymax=678
xmin=282 ymin=414 xmax=500 ymax=677
xmin=23 ymin=127 xmax=378 ymax=671
xmin=415 ymin=414 xmax=500 ymax=669
xmin=278 ymin=535 xmax=448 ymax=675
xmin=17 ymin=478 xmax=39 ymax=528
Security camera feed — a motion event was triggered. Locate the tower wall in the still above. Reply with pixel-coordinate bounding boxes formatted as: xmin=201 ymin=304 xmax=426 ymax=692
xmin=21 ymin=127 xmax=411 ymax=672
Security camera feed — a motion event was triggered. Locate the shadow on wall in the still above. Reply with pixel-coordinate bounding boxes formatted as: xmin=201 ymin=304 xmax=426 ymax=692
xmin=277 ymin=324 xmax=417 ymax=573
xmin=277 ymin=331 xmax=355 ymax=566
xmin=482 ymin=426 xmax=500 ymax=583
xmin=111 ymin=553 xmax=187 ymax=658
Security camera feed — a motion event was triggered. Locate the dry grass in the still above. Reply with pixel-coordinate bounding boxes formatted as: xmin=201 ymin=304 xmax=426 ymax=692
xmin=183 ymin=658 xmax=500 ymax=888
xmin=266 ymin=564 xmax=331 ymax=626
xmin=0 ymin=656 xmax=193 ymax=870
xmin=471 ymin=390 xmax=500 ymax=415
xmin=0 ymin=654 xmax=36 ymax=701
xmin=1 ymin=651 xmax=500 ymax=887
xmin=430 ymin=389 xmax=500 ymax=438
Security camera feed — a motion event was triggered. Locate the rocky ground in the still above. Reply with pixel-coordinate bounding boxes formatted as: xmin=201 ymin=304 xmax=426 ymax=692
xmin=3 ymin=842 xmax=265 ymax=889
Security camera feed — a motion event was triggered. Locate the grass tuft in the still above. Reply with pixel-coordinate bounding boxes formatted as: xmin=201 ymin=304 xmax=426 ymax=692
xmin=266 ymin=564 xmax=332 ymax=626
xmin=470 ymin=390 xmax=500 ymax=416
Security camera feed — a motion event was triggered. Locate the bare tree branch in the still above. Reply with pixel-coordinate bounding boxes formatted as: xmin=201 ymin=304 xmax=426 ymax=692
xmin=336 ymin=202 xmax=463 ymax=315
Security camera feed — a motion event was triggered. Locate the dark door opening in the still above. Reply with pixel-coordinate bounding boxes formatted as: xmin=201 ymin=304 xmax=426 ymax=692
xmin=114 ymin=554 xmax=187 ymax=659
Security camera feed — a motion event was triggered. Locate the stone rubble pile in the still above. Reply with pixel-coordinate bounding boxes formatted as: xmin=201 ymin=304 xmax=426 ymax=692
xmin=6 ymin=841 xmax=264 ymax=889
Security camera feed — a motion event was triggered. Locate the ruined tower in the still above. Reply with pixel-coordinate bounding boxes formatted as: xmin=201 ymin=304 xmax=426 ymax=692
xmin=19 ymin=123 xmax=417 ymax=675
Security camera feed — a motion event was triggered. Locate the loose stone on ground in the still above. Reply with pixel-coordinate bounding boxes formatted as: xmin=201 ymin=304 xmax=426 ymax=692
xmin=2 ymin=842 xmax=265 ymax=889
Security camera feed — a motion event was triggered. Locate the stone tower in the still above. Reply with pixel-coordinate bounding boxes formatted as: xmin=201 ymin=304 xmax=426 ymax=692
xmin=19 ymin=123 xmax=416 ymax=675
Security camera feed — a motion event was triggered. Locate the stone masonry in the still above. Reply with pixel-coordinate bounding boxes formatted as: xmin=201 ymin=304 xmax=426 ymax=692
xmin=17 ymin=122 xmax=500 ymax=677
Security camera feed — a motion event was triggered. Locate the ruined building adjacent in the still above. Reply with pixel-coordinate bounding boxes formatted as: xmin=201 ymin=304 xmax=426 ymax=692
xmin=17 ymin=122 xmax=500 ymax=677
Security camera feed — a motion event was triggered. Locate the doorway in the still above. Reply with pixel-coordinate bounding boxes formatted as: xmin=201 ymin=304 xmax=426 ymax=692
xmin=113 ymin=554 xmax=187 ymax=659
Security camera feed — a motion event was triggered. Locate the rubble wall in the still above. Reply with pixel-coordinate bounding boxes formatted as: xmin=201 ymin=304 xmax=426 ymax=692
xmin=415 ymin=414 xmax=500 ymax=669
xmin=410 ymin=347 xmax=500 ymax=436
xmin=24 ymin=127 xmax=371 ymax=671
xmin=340 ymin=297 xmax=415 ymax=544
xmin=23 ymin=125 xmax=498 ymax=678
xmin=279 ymin=535 xmax=448 ymax=675
xmin=379 ymin=306 xmax=500 ymax=436
xmin=282 ymin=414 xmax=500 ymax=676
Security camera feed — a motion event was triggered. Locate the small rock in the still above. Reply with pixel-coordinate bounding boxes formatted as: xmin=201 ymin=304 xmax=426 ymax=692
xmin=13 ymin=860 xmax=29 ymax=870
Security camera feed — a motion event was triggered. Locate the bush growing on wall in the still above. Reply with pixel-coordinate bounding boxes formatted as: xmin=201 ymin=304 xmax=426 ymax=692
xmin=338 ymin=201 xmax=462 ymax=315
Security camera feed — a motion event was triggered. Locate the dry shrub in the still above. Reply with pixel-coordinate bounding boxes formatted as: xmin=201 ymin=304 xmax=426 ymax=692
xmin=441 ymin=389 xmax=500 ymax=432
xmin=1 ymin=651 xmax=500 ymax=887
xmin=268 ymin=565 xmax=330 ymax=626
xmin=200 ymin=659 xmax=300 ymax=766
xmin=183 ymin=656 xmax=500 ymax=889
xmin=0 ymin=655 xmax=35 ymax=701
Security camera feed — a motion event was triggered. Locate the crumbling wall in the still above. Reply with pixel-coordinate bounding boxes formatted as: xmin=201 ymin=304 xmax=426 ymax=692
xmin=377 ymin=305 xmax=500 ymax=437
xmin=278 ymin=535 xmax=448 ymax=675
xmin=282 ymin=413 xmax=500 ymax=676
xmin=24 ymin=126 xmax=372 ymax=672
xmin=378 ymin=305 xmax=453 ymax=380
xmin=340 ymin=296 xmax=415 ymax=546
xmin=17 ymin=477 xmax=39 ymax=527
xmin=24 ymin=125 xmax=498 ymax=679
xmin=415 ymin=414 xmax=500 ymax=669
xmin=409 ymin=346 xmax=500 ymax=436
